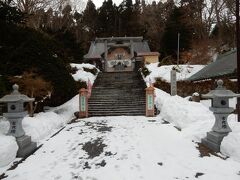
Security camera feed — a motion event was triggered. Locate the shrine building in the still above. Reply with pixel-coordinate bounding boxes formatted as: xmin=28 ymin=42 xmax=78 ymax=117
xmin=84 ymin=37 xmax=159 ymax=72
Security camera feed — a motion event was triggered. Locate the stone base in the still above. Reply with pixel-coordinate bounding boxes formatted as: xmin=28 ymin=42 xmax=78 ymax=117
xmin=16 ymin=135 xmax=37 ymax=158
xmin=201 ymin=131 xmax=227 ymax=152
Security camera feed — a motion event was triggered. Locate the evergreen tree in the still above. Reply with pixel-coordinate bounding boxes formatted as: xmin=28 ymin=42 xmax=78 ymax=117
xmin=82 ymin=0 xmax=97 ymax=34
xmin=161 ymin=6 xmax=193 ymax=57
xmin=118 ymin=0 xmax=143 ymax=36
xmin=96 ymin=0 xmax=117 ymax=37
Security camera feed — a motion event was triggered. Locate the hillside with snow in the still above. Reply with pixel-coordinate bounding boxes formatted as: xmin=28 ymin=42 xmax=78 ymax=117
xmin=144 ymin=63 xmax=205 ymax=85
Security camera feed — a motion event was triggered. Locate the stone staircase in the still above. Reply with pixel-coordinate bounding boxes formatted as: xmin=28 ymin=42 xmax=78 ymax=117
xmin=88 ymin=71 xmax=146 ymax=116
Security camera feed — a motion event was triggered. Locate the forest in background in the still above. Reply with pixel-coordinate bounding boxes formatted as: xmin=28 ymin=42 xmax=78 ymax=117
xmin=2 ymin=0 xmax=237 ymax=62
xmin=0 ymin=0 xmax=238 ymax=109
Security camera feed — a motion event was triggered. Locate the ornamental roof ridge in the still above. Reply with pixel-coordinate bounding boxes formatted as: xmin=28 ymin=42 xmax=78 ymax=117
xmin=95 ymin=36 xmax=144 ymax=42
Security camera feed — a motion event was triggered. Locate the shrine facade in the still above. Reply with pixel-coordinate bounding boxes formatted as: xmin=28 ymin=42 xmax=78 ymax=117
xmin=84 ymin=37 xmax=159 ymax=72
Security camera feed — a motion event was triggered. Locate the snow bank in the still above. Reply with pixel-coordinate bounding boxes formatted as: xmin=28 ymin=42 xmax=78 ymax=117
xmin=221 ymin=115 xmax=240 ymax=162
xmin=0 ymin=135 xmax=18 ymax=167
xmin=155 ymin=87 xmax=240 ymax=162
xmin=0 ymin=95 xmax=79 ymax=168
xmin=23 ymin=112 xmax=65 ymax=142
xmin=70 ymin=63 xmax=99 ymax=84
xmin=145 ymin=63 xmax=204 ymax=84
xmin=155 ymin=88 xmax=214 ymax=140
xmin=23 ymin=95 xmax=79 ymax=142
xmin=70 ymin=63 xmax=96 ymax=70
xmin=143 ymin=63 xmax=240 ymax=162
xmin=0 ymin=63 xmax=98 ymax=168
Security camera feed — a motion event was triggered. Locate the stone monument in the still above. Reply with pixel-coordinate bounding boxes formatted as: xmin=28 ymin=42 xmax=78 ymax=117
xmin=79 ymin=88 xmax=88 ymax=118
xmin=0 ymin=84 xmax=37 ymax=157
xmin=171 ymin=70 xmax=177 ymax=96
xmin=146 ymin=85 xmax=155 ymax=117
xmin=201 ymin=80 xmax=240 ymax=152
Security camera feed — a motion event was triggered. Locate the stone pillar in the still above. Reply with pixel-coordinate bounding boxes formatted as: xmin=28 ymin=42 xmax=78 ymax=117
xmin=104 ymin=40 xmax=108 ymax=59
xmin=171 ymin=70 xmax=177 ymax=96
xmin=146 ymin=86 xmax=155 ymax=117
xmin=130 ymin=40 xmax=134 ymax=58
xmin=79 ymin=88 xmax=88 ymax=118
xmin=191 ymin=92 xmax=200 ymax=102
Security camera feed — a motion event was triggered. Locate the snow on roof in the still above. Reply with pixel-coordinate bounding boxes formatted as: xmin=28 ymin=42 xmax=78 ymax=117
xmin=188 ymin=50 xmax=237 ymax=81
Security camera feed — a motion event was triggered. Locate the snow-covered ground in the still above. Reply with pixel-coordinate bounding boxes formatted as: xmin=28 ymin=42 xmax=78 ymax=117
xmin=144 ymin=63 xmax=205 ymax=85
xmin=0 ymin=63 xmax=98 ymax=171
xmin=154 ymin=87 xmax=240 ymax=163
xmin=0 ymin=94 xmax=80 ymax=173
xmin=145 ymin=63 xmax=240 ymax=163
xmin=2 ymin=116 xmax=240 ymax=180
xmin=1 ymin=62 xmax=240 ymax=179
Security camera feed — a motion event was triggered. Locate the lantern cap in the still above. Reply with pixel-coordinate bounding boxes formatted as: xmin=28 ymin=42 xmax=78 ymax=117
xmin=202 ymin=80 xmax=240 ymax=99
xmin=0 ymin=84 xmax=35 ymax=103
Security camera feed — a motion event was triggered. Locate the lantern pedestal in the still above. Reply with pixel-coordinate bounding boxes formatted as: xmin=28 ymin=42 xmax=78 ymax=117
xmin=202 ymin=132 xmax=228 ymax=152
xmin=16 ymin=136 xmax=37 ymax=157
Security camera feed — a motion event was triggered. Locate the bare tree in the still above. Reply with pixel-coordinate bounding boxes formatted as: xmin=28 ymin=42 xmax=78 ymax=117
xmin=13 ymin=0 xmax=52 ymax=13
xmin=10 ymin=71 xmax=53 ymax=117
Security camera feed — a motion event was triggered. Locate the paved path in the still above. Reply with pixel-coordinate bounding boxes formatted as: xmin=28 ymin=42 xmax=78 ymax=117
xmin=3 ymin=116 xmax=240 ymax=180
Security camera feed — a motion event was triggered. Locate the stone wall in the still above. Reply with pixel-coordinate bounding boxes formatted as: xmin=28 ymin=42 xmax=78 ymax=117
xmin=154 ymin=78 xmax=237 ymax=98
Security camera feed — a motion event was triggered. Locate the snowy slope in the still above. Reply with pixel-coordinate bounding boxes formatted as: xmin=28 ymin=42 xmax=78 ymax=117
xmin=143 ymin=63 xmax=239 ymax=162
xmin=153 ymin=85 xmax=240 ymax=163
xmin=144 ymin=63 xmax=205 ymax=85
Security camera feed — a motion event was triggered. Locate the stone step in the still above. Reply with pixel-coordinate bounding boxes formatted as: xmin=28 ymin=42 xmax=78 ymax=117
xmin=88 ymin=101 xmax=146 ymax=105
xmin=90 ymin=93 xmax=145 ymax=97
xmin=88 ymin=99 xmax=145 ymax=103
xmin=91 ymin=93 xmax=145 ymax=96
xmin=92 ymin=87 xmax=144 ymax=90
xmin=93 ymin=85 xmax=144 ymax=89
xmin=89 ymin=108 xmax=145 ymax=112
xmin=89 ymin=71 xmax=146 ymax=117
xmin=89 ymin=106 xmax=145 ymax=110
xmin=88 ymin=112 xmax=145 ymax=117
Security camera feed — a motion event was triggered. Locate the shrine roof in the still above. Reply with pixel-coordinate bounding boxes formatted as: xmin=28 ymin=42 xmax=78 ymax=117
xmin=188 ymin=50 xmax=237 ymax=81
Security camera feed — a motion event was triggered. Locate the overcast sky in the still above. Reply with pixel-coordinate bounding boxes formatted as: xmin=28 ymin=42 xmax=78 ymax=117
xmin=91 ymin=0 xmax=161 ymax=8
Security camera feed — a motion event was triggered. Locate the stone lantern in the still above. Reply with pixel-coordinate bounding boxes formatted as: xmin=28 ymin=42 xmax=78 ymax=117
xmin=201 ymin=80 xmax=240 ymax=152
xmin=0 ymin=84 xmax=37 ymax=157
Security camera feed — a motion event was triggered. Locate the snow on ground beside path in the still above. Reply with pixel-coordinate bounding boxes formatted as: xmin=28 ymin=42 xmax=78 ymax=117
xmin=0 ymin=63 xmax=98 ymax=168
xmin=154 ymin=86 xmax=240 ymax=162
xmin=70 ymin=63 xmax=99 ymax=84
xmin=144 ymin=63 xmax=205 ymax=84
xmin=0 ymin=95 xmax=79 ymax=171
xmin=154 ymin=88 xmax=214 ymax=141
xmin=221 ymin=115 xmax=240 ymax=162
xmin=4 ymin=117 xmax=240 ymax=180
xmin=0 ymin=135 xmax=18 ymax=167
